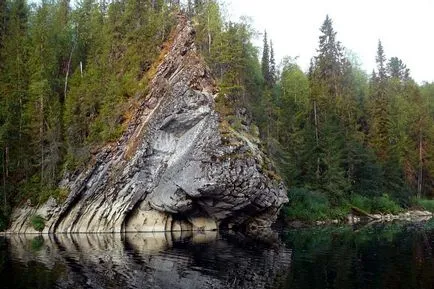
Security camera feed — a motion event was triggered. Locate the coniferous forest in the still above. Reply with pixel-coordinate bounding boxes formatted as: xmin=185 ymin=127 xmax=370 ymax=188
xmin=0 ymin=0 xmax=434 ymax=228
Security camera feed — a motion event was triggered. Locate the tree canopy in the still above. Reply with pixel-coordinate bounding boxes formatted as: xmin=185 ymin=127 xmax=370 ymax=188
xmin=0 ymin=1 xmax=433 ymax=227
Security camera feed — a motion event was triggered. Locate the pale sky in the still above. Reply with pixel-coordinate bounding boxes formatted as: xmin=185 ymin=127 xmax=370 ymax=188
xmin=226 ymin=0 xmax=434 ymax=83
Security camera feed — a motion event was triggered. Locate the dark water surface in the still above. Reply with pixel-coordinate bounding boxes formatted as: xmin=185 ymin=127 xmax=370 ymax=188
xmin=1 ymin=221 xmax=434 ymax=289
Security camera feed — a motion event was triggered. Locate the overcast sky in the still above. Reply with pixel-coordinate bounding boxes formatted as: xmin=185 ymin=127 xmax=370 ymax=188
xmin=226 ymin=0 xmax=434 ymax=83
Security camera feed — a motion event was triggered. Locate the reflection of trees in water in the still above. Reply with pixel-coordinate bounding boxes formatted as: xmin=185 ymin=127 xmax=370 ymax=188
xmin=283 ymin=222 xmax=434 ymax=289
xmin=1 ymin=231 xmax=292 ymax=289
xmin=6 ymin=223 xmax=434 ymax=289
xmin=0 ymin=238 xmax=7 ymax=273
xmin=0 ymin=236 xmax=68 ymax=289
xmin=30 ymin=235 xmax=44 ymax=251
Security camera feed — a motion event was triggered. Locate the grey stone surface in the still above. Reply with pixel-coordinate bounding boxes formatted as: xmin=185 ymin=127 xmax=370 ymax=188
xmin=8 ymin=15 xmax=287 ymax=234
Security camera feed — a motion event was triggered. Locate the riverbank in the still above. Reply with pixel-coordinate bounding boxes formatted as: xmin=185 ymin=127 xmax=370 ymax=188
xmin=285 ymin=209 xmax=433 ymax=228
xmin=283 ymin=188 xmax=434 ymax=227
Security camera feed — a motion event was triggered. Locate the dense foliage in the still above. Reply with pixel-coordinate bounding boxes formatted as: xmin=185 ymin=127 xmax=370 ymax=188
xmin=191 ymin=3 xmax=434 ymax=219
xmin=0 ymin=0 xmax=433 ymax=227
xmin=0 ymin=0 xmax=176 ymax=228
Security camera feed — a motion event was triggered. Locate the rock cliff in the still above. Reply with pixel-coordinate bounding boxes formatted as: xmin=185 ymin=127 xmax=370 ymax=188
xmin=8 ymin=15 xmax=287 ymax=234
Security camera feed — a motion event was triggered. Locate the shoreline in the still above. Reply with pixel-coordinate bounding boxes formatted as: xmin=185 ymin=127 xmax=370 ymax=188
xmin=285 ymin=209 xmax=433 ymax=228
xmin=2 ymin=210 xmax=433 ymax=234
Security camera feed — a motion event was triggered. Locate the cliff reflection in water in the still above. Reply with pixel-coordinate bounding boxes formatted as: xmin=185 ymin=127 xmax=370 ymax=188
xmin=1 ymin=230 xmax=292 ymax=289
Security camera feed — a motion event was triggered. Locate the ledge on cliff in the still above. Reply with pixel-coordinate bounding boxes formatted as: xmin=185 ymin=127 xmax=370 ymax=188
xmin=7 ymin=14 xmax=287 ymax=234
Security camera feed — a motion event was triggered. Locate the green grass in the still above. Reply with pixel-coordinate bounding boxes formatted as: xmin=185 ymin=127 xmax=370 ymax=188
xmin=371 ymin=194 xmax=402 ymax=214
xmin=283 ymin=188 xmax=349 ymax=222
xmin=283 ymin=188 xmax=404 ymax=222
xmin=412 ymin=198 xmax=434 ymax=212
xmin=350 ymin=193 xmax=402 ymax=214
xmin=350 ymin=194 xmax=373 ymax=212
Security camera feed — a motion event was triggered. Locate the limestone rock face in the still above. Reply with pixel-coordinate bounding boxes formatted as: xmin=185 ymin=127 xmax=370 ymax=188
xmin=8 ymin=15 xmax=287 ymax=234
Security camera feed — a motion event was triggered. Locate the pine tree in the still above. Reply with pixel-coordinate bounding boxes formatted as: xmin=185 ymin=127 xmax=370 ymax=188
xmin=420 ymin=83 xmax=434 ymax=197
xmin=376 ymin=40 xmax=387 ymax=81
xmin=314 ymin=15 xmax=345 ymax=98
xmin=368 ymin=40 xmax=389 ymax=161
xmin=0 ymin=0 xmax=29 ymax=213
xmin=387 ymin=57 xmax=409 ymax=80
xmin=269 ymin=39 xmax=276 ymax=86
xmin=0 ymin=0 xmax=7 ymax=50
xmin=26 ymin=0 xmax=71 ymax=190
xmin=277 ymin=59 xmax=310 ymax=183
xmin=306 ymin=15 xmax=351 ymax=198
xmin=186 ymin=0 xmax=193 ymax=17
xmin=261 ymin=30 xmax=270 ymax=87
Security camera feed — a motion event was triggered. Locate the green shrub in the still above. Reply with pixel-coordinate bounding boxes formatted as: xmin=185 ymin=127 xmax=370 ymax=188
xmin=371 ymin=194 xmax=402 ymax=214
xmin=283 ymin=188 xmax=406 ymax=222
xmin=285 ymin=188 xmax=328 ymax=221
xmin=19 ymin=178 xmax=69 ymax=206
xmin=350 ymin=194 xmax=373 ymax=213
xmin=350 ymin=193 xmax=403 ymax=214
xmin=412 ymin=198 xmax=434 ymax=212
xmin=39 ymin=187 xmax=69 ymax=204
xmin=226 ymin=115 xmax=243 ymax=131
xmin=30 ymin=215 xmax=45 ymax=232
xmin=328 ymin=206 xmax=350 ymax=220
xmin=283 ymin=188 xmax=349 ymax=221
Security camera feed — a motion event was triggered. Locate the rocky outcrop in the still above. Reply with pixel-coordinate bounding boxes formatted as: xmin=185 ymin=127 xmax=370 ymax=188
xmin=8 ymin=14 xmax=287 ymax=234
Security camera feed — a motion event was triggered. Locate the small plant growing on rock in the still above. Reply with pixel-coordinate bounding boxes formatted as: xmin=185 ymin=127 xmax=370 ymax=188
xmin=30 ymin=215 xmax=45 ymax=232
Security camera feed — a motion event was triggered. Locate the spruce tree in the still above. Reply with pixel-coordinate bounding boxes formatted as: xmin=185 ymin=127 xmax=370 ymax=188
xmin=0 ymin=0 xmax=29 ymax=212
xmin=368 ymin=40 xmax=389 ymax=161
xmin=0 ymin=0 xmax=7 ymax=50
xmin=306 ymin=15 xmax=352 ymax=198
xmin=314 ymin=15 xmax=345 ymax=98
xmin=376 ymin=40 xmax=387 ymax=81
xmin=387 ymin=57 xmax=409 ymax=80
xmin=269 ymin=39 xmax=276 ymax=86
xmin=261 ymin=30 xmax=270 ymax=86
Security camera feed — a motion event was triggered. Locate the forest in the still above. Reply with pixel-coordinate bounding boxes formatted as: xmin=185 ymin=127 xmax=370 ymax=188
xmin=0 ymin=0 xmax=433 ymax=228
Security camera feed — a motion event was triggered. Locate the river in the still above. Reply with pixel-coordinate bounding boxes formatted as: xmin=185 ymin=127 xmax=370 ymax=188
xmin=1 ymin=221 xmax=434 ymax=288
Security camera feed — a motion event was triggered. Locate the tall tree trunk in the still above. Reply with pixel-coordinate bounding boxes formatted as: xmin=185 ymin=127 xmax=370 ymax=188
xmin=313 ymin=100 xmax=320 ymax=180
xmin=161 ymin=8 xmax=166 ymax=41
xmin=17 ymin=50 xmax=22 ymax=168
xmin=207 ymin=8 xmax=211 ymax=54
xmin=417 ymin=122 xmax=423 ymax=198
xmin=64 ymin=43 xmax=75 ymax=100
xmin=18 ymin=95 xmax=22 ymax=167
xmin=40 ymin=95 xmax=44 ymax=189
xmin=2 ymin=148 xmax=6 ymax=212
xmin=267 ymin=107 xmax=270 ymax=152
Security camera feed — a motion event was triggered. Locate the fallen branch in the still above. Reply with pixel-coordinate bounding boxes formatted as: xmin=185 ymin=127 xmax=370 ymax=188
xmin=350 ymin=206 xmax=381 ymax=220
